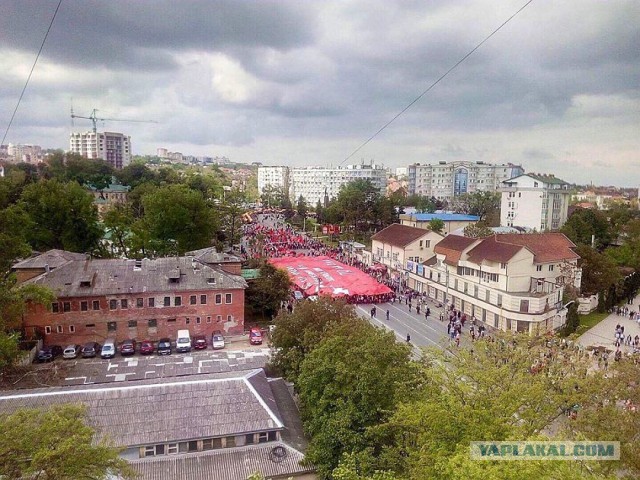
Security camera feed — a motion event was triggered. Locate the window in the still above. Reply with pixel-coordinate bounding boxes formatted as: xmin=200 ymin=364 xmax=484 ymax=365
xmin=202 ymin=439 xmax=214 ymax=451
xmin=52 ymin=302 xmax=59 ymax=313
xmin=536 ymin=265 xmax=542 ymax=272
xmin=188 ymin=441 xmax=198 ymax=452
xmin=200 ymin=294 xmax=207 ymax=304
xmin=144 ymin=446 xmax=155 ymax=457
xmin=206 ymin=316 xmax=212 ymax=324
xmin=500 ymin=263 xmax=507 ymax=269
xmin=128 ymin=320 xmax=137 ymax=328
xmin=63 ymin=302 xmax=71 ymax=312
xmin=227 ymin=315 xmax=232 ymax=322
xmin=121 ymin=299 xmax=128 ymax=309
xmin=245 ymin=434 xmax=255 ymax=445
xmin=225 ymin=294 xmax=232 ymax=304
xmin=136 ymin=298 xmax=144 ymax=308
xmin=179 ymin=442 xmax=188 ymax=453
xmin=45 ymin=326 xmax=52 ymax=335
xmin=425 ymin=240 xmax=431 ymax=248
xmin=174 ymin=296 xmax=182 ymax=306
xmin=225 ymin=436 xmax=236 ymax=448
xmin=190 ymin=295 xmax=197 ymax=305
xmin=148 ymin=297 xmax=155 ymax=307
xmin=217 ymin=315 xmax=222 ymax=322
xmin=167 ymin=318 xmax=176 ymax=323
xmin=107 ymin=322 xmax=117 ymax=332
xmin=80 ymin=301 xmax=88 ymax=311
xmin=69 ymin=325 xmax=75 ymax=333
xmin=419 ymin=240 xmax=423 ymax=247
xmin=167 ymin=443 xmax=178 ymax=454
xmin=185 ymin=317 xmax=190 ymax=325
xmin=92 ymin=300 xmax=100 ymax=310
xmin=155 ymin=444 xmax=165 ymax=455
xmin=56 ymin=325 xmax=63 ymax=334
xmin=85 ymin=323 xmax=95 ymax=328
xmin=549 ymin=265 xmax=554 ymax=271
xmin=268 ymin=431 xmax=277 ymax=441
xmin=164 ymin=297 xmax=170 ymax=307
xmin=258 ymin=432 xmax=269 ymax=443
xmin=148 ymin=319 xmax=157 ymax=328
xmin=109 ymin=299 xmax=117 ymax=310
xmin=196 ymin=317 xmax=201 ymax=324
xmin=215 ymin=294 xmax=222 ymax=304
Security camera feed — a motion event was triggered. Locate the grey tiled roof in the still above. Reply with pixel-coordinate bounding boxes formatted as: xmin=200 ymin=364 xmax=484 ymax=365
xmin=185 ymin=247 xmax=241 ymax=265
xmin=130 ymin=443 xmax=313 ymax=480
xmin=11 ymin=249 xmax=86 ymax=270
xmin=0 ymin=370 xmax=283 ymax=448
xmin=23 ymin=256 xmax=247 ymax=297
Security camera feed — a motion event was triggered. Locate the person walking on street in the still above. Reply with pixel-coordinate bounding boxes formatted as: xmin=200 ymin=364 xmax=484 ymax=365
xmin=386 ymin=310 xmax=390 ymax=321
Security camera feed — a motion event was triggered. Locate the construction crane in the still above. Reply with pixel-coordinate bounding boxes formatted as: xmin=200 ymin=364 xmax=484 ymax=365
xmin=70 ymin=108 xmax=157 ymax=133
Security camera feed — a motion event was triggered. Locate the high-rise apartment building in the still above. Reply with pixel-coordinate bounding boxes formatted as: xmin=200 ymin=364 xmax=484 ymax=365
xmin=500 ymin=173 xmax=571 ymax=231
xmin=69 ymin=131 xmax=131 ymax=169
xmin=407 ymin=161 xmax=524 ymax=201
xmin=257 ymin=166 xmax=289 ymax=198
xmin=7 ymin=143 xmax=43 ymax=164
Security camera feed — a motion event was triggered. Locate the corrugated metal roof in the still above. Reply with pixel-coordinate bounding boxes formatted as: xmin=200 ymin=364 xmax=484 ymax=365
xmin=410 ymin=213 xmax=480 ymax=222
xmin=0 ymin=370 xmax=282 ymax=448
xmin=130 ymin=443 xmax=313 ymax=480
xmin=12 ymin=249 xmax=86 ymax=270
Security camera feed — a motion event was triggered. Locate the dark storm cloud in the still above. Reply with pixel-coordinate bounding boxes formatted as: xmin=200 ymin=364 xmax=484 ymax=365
xmin=0 ymin=0 xmax=316 ymax=70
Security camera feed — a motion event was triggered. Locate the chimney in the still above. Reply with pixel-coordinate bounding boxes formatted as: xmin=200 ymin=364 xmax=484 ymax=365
xmin=44 ymin=263 xmax=50 ymax=273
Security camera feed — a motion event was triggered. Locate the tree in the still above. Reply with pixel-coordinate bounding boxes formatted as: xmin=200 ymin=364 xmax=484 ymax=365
xmin=452 ymin=191 xmax=500 ymax=224
xmin=269 ymin=298 xmax=362 ymax=382
xmin=0 ymin=404 xmax=135 ymax=479
xmin=297 ymin=320 xmax=417 ymax=479
xmin=260 ymin=185 xmax=284 ymax=209
xmin=219 ymin=188 xmax=246 ymax=247
xmin=561 ymin=208 xmax=612 ymax=249
xmin=115 ymin=163 xmax=158 ymax=188
xmin=19 ymin=179 xmax=103 ymax=253
xmin=297 ymin=195 xmax=308 ymax=220
xmin=575 ymin=244 xmax=621 ymax=296
xmin=0 ymin=205 xmax=31 ymax=274
xmin=140 ymin=184 xmax=218 ymax=255
xmin=561 ymin=301 xmax=580 ymax=335
xmin=463 ymin=222 xmax=493 ymax=238
xmin=429 ymin=218 xmax=445 ymax=235
xmin=102 ymin=203 xmax=135 ymax=257
xmin=245 ymin=261 xmax=291 ymax=321
xmin=379 ymin=335 xmax=609 ymax=479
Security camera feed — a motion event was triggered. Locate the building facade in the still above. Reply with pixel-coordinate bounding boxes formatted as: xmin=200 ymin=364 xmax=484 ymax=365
xmin=16 ymin=252 xmax=247 ymax=345
xmin=257 ymin=165 xmax=289 ymax=198
xmin=69 ymin=131 xmax=132 ymax=169
xmin=500 ymin=173 xmax=571 ymax=231
xmin=7 ymin=143 xmax=44 ymax=164
xmin=405 ymin=233 xmax=580 ymax=334
xmin=407 ymin=161 xmax=524 ymax=201
xmin=399 ymin=212 xmax=480 ymax=235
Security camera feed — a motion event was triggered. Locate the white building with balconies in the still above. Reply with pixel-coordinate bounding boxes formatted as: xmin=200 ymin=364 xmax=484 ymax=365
xmin=405 ymin=232 xmax=581 ymax=334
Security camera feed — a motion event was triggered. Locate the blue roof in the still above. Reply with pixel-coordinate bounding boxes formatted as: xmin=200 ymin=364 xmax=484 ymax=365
xmin=411 ymin=213 xmax=480 ymax=222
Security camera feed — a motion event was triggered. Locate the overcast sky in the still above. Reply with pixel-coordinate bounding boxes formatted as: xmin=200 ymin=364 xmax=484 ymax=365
xmin=1 ymin=0 xmax=638 ymax=186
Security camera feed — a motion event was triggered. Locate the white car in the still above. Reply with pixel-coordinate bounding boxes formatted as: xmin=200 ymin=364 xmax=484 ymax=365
xmin=63 ymin=344 xmax=81 ymax=359
xmin=211 ymin=333 xmax=225 ymax=350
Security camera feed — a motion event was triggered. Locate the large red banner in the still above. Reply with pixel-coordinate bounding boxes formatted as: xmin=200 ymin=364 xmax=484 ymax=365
xmin=270 ymin=256 xmax=392 ymax=297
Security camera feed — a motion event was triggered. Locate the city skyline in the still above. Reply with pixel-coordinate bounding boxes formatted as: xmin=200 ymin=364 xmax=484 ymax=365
xmin=1 ymin=1 xmax=638 ymax=186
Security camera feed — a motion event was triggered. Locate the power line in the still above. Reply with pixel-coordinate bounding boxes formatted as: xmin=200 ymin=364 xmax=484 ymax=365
xmin=1 ymin=0 xmax=63 ymax=146
xmin=341 ymin=0 xmax=535 ymax=165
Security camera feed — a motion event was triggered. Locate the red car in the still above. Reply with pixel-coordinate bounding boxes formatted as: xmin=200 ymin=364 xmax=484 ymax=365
xmin=249 ymin=327 xmax=263 ymax=345
xmin=192 ymin=335 xmax=208 ymax=350
xmin=139 ymin=340 xmax=155 ymax=355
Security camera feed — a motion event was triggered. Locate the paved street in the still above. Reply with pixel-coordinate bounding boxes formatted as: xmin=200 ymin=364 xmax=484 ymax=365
xmin=578 ymin=296 xmax=640 ymax=354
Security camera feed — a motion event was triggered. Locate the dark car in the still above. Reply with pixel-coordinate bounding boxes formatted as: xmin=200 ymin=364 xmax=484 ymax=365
xmin=192 ymin=335 xmax=208 ymax=350
xmin=37 ymin=345 xmax=63 ymax=362
xmin=120 ymin=339 xmax=136 ymax=356
xmin=249 ymin=327 xmax=263 ymax=345
xmin=81 ymin=342 xmax=101 ymax=358
xmin=139 ymin=340 xmax=155 ymax=355
xmin=157 ymin=338 xmax=172 ymax=355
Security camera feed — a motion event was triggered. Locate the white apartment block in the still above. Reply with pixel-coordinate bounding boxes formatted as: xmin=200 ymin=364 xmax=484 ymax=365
xmin=257 ymin=166 xmax=289 ymax=198
xmin=7 ymin=143 xmax=43 ymax=164
xmin=289 ymin=163 xmax=387 ymax=205
xmin=500 ymin=174 xmax=571 ymax=231
xmin=69 ymin=131 xmax=131 ymax=169
xmin=407 ymin=161 xmax=524 ymax=201
xmin=406 ymin=233 xmax=581 ymax=334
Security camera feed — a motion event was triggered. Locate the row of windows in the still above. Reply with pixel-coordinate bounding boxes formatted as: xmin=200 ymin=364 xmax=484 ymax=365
xmin=51 ymin=294 xmax=233 ymax=313
xmin=142 ymin=431 xmax=279 ymax=458
xmin=43 ymin=315 xmax=233 ymax=335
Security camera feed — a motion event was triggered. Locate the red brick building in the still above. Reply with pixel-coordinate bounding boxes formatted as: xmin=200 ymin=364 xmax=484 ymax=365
xmin=16 ymin=250 xmax=248 ymax=345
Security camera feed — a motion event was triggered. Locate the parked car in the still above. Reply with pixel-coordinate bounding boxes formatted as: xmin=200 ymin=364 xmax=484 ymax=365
xmin=175 ymin=329 xmax=191 ymax=353
xmin=100 ymin=339 xmax=117 ymax=359
xmin=211 ymin=332 xmax=225 ymax=350
xmin=249 ymin=327 xmax=263 ymax=345
xmin=120 ymin=339 xmax=136 ymax=356
xmin=81 ymin=342 xmax=101 ymax=358
xmin=192 ymin=335 xmax=208 ymax=350
xmin=37 ymin=345 xmax=63 ymax=362
xmin=139 ymin=340 xmax=155 ymax=355
xmin=157 ymin=338 xmax=172 ymax=355
xmin=62 ymin=344 xmax=81 ymax=359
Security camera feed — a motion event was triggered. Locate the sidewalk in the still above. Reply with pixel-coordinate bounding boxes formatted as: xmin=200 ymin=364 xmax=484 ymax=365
xmin=577 ymin=302 xmax=640 ymax=353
